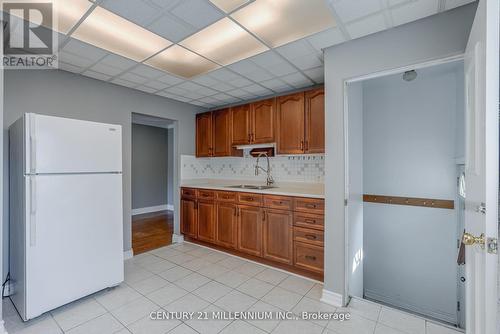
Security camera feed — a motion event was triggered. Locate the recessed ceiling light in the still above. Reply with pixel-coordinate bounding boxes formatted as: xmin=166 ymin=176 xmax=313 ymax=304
xmin=145 ymin=45 xmax=220 ymax=79
xmin=72 ymin=6 xmax=172 ymax=62
xmin=180 ymin=17 xmax=268 ymax=66
xmin=231 ymin=0 xmax=336 ymax=48
xmin=209 ymin=0 xmax=251 ymax=13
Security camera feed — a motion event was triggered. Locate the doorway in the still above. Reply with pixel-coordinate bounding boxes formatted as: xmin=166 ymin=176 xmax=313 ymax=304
xmin=131 ymin=113 xmax=175 ymax=254
xmin=345 ymin=60 xmax=465 ymax=328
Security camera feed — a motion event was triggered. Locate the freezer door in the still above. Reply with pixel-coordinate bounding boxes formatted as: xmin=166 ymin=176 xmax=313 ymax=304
xmin=24 ymin=174 xmax=123 ymax=320
xmin=25 ymin=113 xmax=122 ymax=174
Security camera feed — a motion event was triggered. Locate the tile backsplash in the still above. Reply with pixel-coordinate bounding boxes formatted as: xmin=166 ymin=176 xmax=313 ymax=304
xmin=181 ymin=154 xmax=324 ymax=183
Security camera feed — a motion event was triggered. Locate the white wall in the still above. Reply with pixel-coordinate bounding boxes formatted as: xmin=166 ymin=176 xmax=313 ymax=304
xmin=322 ymin=3 xmax=476 ymax=302
xmin=3 ymin=70 xmax=202 ymax=277
xmin=362 ymin=63 xmax=464 ymax=323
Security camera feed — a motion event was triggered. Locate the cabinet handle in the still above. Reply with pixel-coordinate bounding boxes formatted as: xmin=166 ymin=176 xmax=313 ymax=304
xmin=248 ymin=133 xmax=251 ymax=142
xmin=305 ymin=204 xmax=317 ymax=209
xmin=273 ymin=200 xmax=285 ymax=206
xmin=305 ymin=255 xmax=317 ymax=261
xmin=304 ymin=219 xmax=316 ymax=224
xmin=251 ymin=133 xmax=254 ymax=142
xmin=262 ymin=210 xmax=266 ymax=221
xmin=305 ymin=234 xmax=317 ymax=240
xmin=234 ymin=207 xmax=237 ymax=216
xmin=305 ymin=140 xmax=309 ymax=151
xmin=242 ymin=197 xmax=253 ymax=201
xmin=300 ymin=141 xmax=304 ymax=150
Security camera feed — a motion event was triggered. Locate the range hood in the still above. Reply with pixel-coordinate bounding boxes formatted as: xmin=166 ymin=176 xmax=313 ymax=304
xmin=234 ymin=143 xmax=276 ymax=150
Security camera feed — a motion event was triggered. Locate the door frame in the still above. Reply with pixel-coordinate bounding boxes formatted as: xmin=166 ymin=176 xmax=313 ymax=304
xmin=342 ymin=53 xmax=466 ymax=323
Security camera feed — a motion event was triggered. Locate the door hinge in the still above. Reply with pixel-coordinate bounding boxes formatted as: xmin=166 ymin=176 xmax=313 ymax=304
xmin=457 ymin=301 xmax=460 ymax=311
xmin=476 ymin=203 xmax=486 ymax=214
xmin=487 ymin=237 xmax=498 ymax=254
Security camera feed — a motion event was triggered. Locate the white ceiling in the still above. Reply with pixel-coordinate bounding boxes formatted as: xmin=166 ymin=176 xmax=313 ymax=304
xmin=52 ymin=0 xmax=474 ymax=109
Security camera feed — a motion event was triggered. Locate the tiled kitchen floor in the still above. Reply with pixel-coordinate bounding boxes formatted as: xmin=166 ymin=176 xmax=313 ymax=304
xmin=3 ymin=242 xmax=462 ymax=334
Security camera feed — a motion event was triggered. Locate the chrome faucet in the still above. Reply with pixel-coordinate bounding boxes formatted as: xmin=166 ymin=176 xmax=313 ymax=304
xmin=255 ymin=152 xmax=274 ymax=186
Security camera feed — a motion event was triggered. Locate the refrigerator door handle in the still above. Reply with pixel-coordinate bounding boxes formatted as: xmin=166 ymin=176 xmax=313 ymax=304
xmin=29 ymin=177 xmax=36 ymax=246
xmin=29 ymin=115 xmax=36 ymax=174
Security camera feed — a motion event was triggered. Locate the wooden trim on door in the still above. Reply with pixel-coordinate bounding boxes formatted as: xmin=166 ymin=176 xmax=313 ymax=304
xmin=363 ymin=194 xmax=454 ymax=209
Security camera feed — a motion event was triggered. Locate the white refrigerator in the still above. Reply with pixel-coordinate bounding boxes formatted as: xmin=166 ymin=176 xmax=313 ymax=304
xmin=9 ymin=113 xmax=124 ymax=321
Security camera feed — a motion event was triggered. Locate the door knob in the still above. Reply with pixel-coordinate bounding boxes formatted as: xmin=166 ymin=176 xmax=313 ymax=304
xmin=462 ymin=232 xmax=485 ymax=248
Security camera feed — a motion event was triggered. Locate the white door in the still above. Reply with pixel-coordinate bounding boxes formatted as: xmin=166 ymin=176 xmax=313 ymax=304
xmin=25 ymin=113 xmax=122 ymax=174
xmin=463 ymin=0 xmax=499 ymax=333
xmin=25 ymin=173 xmax=123 ymax=319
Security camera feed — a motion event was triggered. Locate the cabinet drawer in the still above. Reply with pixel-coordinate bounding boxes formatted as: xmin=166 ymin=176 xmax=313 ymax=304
xmin=216 ymin=191 xmax=237 ymax=202
xmin=198 ymin=189 xmax=215 ymax=200
xmin=264 ymin=195 xmax=293 ymax=210
xmin=294 ymin=213 xmax=324 ymax=231
xmin=238 ymin=193 xmax=263 ymax=206
xmin=294 ymin=198 xmax=324 ymax=214
xmin=294 ymin=227 xmax=324 ymax=246
xmin=181 ymin=188 xmax=197 ymax=199
xmin=294 ymin=242 xmax=324 ymax=273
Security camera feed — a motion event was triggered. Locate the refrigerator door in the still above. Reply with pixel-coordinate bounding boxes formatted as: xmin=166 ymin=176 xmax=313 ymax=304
xmin=25 ymin=113 xmax=122 ymax=174
xmin=24 ymin=173 xmax=123 ymax=320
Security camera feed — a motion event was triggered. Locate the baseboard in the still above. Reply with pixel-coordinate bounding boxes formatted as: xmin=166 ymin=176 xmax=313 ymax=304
xmin=132 ymin=205 xmax=169 ymax=215
xmin=166 ymin=204 xmax=174 ymax=211
xmin=172 ymin=234 xmax=184 ymax=243
xmin=123 ymin=249 xmax=134 ymax=260
xmin=321 ymin=289 xmax=344 ymax=307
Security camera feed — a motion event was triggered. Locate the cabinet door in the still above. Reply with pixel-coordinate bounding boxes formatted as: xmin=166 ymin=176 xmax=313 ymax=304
xmin=251 ymin=98 xmax=275 ymax=144
xmin=231 ymin=104 xmax=251 ymax=145
xmin=196 ymin=112 xmax=213 ymax=157
xmin=213 ymin=109 xmax=232 ymax=157
xmin=197 ymin=200 xmax=215 ymax=242
xmin=263 ymin=209 xmax=293 ymax=264
xmin=277 ymin=93 xmax=305 ymax=154
xmin=216 ymin=203 xmax=238 ymax=249
xmin=305 ymin=88 xmax=325 ymax=153
xmin=181 ymin=198 xmax=197 ymax=238
xmin=237 ymin=205 xmax=262 ymax=257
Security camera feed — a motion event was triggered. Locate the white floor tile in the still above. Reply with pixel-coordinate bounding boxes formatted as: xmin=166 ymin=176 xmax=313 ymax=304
xmin=245 ymin=301 xmax=282 ymax=332
xmin=125 ymin=265 xmax=155 ymax=284
xmin=128 ymin=275 xmax=170 ymax=295
xmin=146 ymin=283 xmax=189 ymax=307
xmin=131 ymin=253 xmax=163 ymax=267
xmin=292 ymin=297 xmax=336 ymax=327
xmin=197 ymin=263 xmax=230 ymax=279
xmin=261 ymin=287 xmax=303 ymax=311
xmin=66 ymin=313 xmax=123 ymax=334
xmin=214 ymin=270 xmax=251 ymax=288
xmin=425 ymin=321 xmax=462 ymax=334
xmin=6 ymin=314 xmax=62 ymax=334
xmin=186 ymin=247 xmax=214 ymax=257
xmin=167 ymin=323 xmax=199 ymax=334
xmin=110 ymin=297 xmax=159 ymax=326
xmin=218 ymin=257 xmax=247 ymax=270
xmin=95 ymin=285 xmax=143 ymax=311
xmin=214 ymin=290 xmax=258 ymax=312
xmin=237 ymin=278 xmax=275 ymax=299
xmin=164 ymin=294 xmax=210 ymax=313
xmin=278 ymin=276 xmax=315 ymax=295
xmin=185 ymin=305 xmax=233 ymax=334
xmin=51 ymin=297 xmax=107 ymax=331
xmin=200 ymin=251 xmax=229 ymax=263
xmin=272 ymin=319 xmax=324 ymax=334
xmin=374 ymin=323 xmax=407 ymax=334
xmin=378 ymin=308 xmax=425 ymax=334
xmin=174 ymin=272 xmax=211 ymax=291
xmin=306 ymin=283 xmax=324 ymax=301
xmin=326 ymin=313 xmax=376 ymax=334
xmin=183 ymin=258 xmax=212 ymax=271
xmin=151 ymin=247 xmax=184 ymax=259
xmin=139 ymin=259 xmax=177 ymax=274
xmin=193 ymin=280 xmax=233 ymax=303
xmin=254 ymin=268 xmax=289 ymax=285
xmin=158 ymin=266 xmax=193 ymax=282
xmin=219 ymin=320 xmax=267 ymax=334
xmin=127 ymin=314 xmax=181 ymax=334
xmin=234 ymin=262 xmax=266 ymax=277
xmin=171 ymin=243 xmax=199 ymax=253
xmin=346 ymin=298 xmax=381 ymax=321
xmin=169 ymin=253 xmax=197 ymax=265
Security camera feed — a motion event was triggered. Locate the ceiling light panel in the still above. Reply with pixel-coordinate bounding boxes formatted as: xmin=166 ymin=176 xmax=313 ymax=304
xmin=73 ymin=6 xmax=172 ymax=62
xmin=145 ymin=45 xmax=220 ymax=79
xmin=231 ymin=0 xmax=336 ymax=48
xmin=180 ymin=17 xmax=268 ymax=66
xmin=209 ymin=0 xmax=251 ymax=13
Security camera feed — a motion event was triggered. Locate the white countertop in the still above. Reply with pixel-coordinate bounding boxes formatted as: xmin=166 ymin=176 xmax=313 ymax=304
xmin=180 ymin=179 xmax=324 ymax=199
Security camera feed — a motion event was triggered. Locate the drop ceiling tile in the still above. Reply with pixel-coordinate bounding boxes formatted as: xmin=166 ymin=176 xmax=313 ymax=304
xmin=171 ymin=96 xmax=193 ymax=103
xmin=259 ymin=78 xmax=292 ymax=91
xmin=189 ymin=100 xmax=211 ymax=107
xmin=292 ymin=55 xmax=323 ymax=71
xmin=119 ymin=72 xmax=149 ymax=84
xmin=196 ymin=86 xmax=219 ymax=96
xmin=227 ymin=89 xmax=254 ymax=99
xmin=130 ymin=64 xmax=165 ymax=79
xmin=156 ymin=74 xmax=184 ymax=86
xmin=206 ymin=68 xmax=241 ymax=82
xmin=192 ymin=75 xmax=220 ymax=87
xmin=112 ymin=78 xmax=139 ymax=88
xmin=211 ymin=82 xmax=234 ymax=92
xmin=242 ymin=68 xmax=274 ymax=82
xmin=176 ymin=82 xmax=207 ymax=92
xmin=156 ymin=90 xmax=181 ymax=99
xmin=171 ymin=0 xmax=224 ymax=29
xmin=99 ymin=54 xmax=137 ymax=71
xmin=211 ymin=93 xmax=235 ymax=101
xmin=199 ymin=96 xmax=220 ymax=104
xmin=228 ymin=59 xmax=262 ymax=75
xmin=250 ymin=51 xmax=285 ymax=68
xmin=89 ymin=63 xmax=124 ymax=77
xmin=276 ymin=40 xmax=318 ymax=61
xmin=241 ymin=84 xmax=272 ymax=95
xmin=165 ymin=85 xmax=190 ymax=96
xmin=307 ymin=28 xmax=345 ymax=52
xmin=226 ymin=76 xmax=254 ymax=88
xmin=391 ymin=0 xmax=439 ymax=26
xmin=150 ymin=0 xmax=181 ymax=9
xmin=331 ymin=0 xmax=383 ymax=23
xmin=135 ymin=85 xmax=159 ymax=94
xmin=143 ymin=80 xmax=170 ymax=90
xmin=82 ymin=70 xmax=112 ymax=81
xmin=345 ymin=13 xmax=387 ymax=39
xmin=181 ymin=91 xmax=207 ymax=100
xmin=209 ymin=0 xmax=251 ymax=13
xmin=63 ymin=39 xmax=108 ymax=62
xmin=445 ymin=0 xmax=474 ymax=9
xmin=59 ymin=51 xmax=96 ymax=68
xmin=58 ymin=61 xmax=83 ymax=73
xmin=280 ymin=72 xmax=313 ymax=88
xmin=147 ymin=14 xmax=196 ymax=42
xmin=101 ymin=0 xmax=161 ymax=26
xmin=303 ymin=67 xmax=325 ymax=83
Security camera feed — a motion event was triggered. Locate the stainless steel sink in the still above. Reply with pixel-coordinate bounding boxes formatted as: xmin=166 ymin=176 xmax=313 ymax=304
xmin=226 ymin=184 xmax=277 ymax=190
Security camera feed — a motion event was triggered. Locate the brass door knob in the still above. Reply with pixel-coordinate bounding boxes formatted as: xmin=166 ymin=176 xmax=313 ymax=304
xmin=462 ymin=232 xmax=485 ymax=248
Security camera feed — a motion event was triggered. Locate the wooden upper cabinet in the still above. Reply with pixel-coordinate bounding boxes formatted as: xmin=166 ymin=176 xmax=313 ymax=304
xmin=251 ymin=98 xmax=275 ymax=144
xmin=231 ymin=104 xmax=251 ymax=145
xmin=196 ymin=112 xmax=213 ymax=157
xmin=263 ymin=209 xmax=293 ymax=264
xmin=213 ymin=109 xmax=232 ymax=157
xmin=216 ymin=203 xmax=238 ymax=249
xmin=197 ymin=200 xmax=216 ymax=242
xmin=181 ymin=198 xmax=197 ymax=238
xmin=305 ymin=88 xmax=325 ymax=153
xmin=277 ymin=92 xmax=305 ymax=154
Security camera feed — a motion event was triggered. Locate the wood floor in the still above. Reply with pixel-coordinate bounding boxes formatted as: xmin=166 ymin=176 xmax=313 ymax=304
xmin=132 ymin=210 xmax=173 ymax=255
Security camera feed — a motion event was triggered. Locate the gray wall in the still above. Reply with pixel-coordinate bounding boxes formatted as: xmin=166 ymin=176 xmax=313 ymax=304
xmin=322 ymin=4 xmax=476 ymax=301
xmin=132 ymin=123 xmax=168 ymax=210
xmin=4 ymin=69 xmax=201 ymax=276
xmin=167 ymin=128 xmax=174 ymax=207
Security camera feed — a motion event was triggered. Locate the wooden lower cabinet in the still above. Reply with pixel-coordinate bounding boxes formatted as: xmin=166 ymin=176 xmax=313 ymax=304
xmin=263 ymin=209 xmax=293 ymax=265
xmin=197 ymin=200 xmax=215 ymax=242
xmin=216 ymin=203 xmax=238 ymax=249
xmin=294 ymin=242 xmax=324 ymax=273
xmin=181 ymin=198 xmax=197 ymax=238
xmin=237 ymin=205 xmax=262 ymax=257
